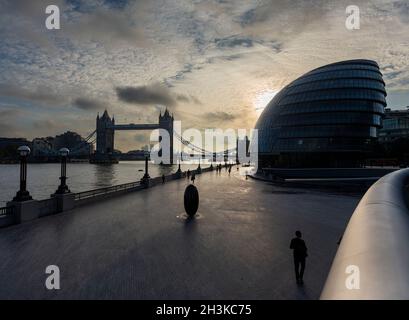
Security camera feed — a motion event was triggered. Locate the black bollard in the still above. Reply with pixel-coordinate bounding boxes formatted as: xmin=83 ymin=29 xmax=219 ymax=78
xmin=184 ymin=184 xmax=199 ymax=217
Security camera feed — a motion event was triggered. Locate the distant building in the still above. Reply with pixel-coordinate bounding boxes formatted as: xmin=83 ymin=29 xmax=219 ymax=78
xmin=32 ymin=138 xmax=53 ymax=157
xmin=0 ymin=138 xmax=31 ymax=160
xmin=53 ymin=131 xmax=93 ymax=156
xmin=0 ymin=137 xmax=31 ymax=149
xmin=378 ymin=107 xmax=409 ymax=143
xmin=119 ymin=149 xmax=148 ymax=160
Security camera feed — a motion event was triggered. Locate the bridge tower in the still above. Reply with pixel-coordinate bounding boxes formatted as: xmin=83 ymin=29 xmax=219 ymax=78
xmin=96 ymin=110 xmax=115 ymax=154
xmin=159 ymin=108 xmax=174 ymax=164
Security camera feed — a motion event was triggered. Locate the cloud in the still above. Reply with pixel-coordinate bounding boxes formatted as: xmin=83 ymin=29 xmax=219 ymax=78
xmin=203 ymin=111 xmax=237 ymax=122
xmin=176 ymin=95 xmax=190 ymax=103
xmin=0 ymin=84 xmax=61 ymax=105
xmin=32 ymin=119 xmax=59 ymax=130
xmin=0 ymin=108 xmax=23 ymax=118
xmin=65 ymin=8 xmax=145 ymax=46
xmin=393 ymin=1 xmax=409 ymax=23
xmin=0 ymin=107 xmax=26 ymax=137
xmin=116 ymin=84 xmax=176 ymax=106
xmin=215 ymin=36 xmax=254 ymax=48
xmin=116 ymin=83 xmax=192 ymax=107
xmin=190 ymin=95 xmax=203 ymax=105
xmin=73 ymin=97 xmax=106 ymax=111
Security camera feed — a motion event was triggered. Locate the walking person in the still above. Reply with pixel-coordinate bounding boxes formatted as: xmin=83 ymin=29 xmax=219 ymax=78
xmin=162 ymin=174 xmax=165 ymax=184
xmin=187 ymin=169 xmax=191 ymax=180
xmin=290 ymin=230 xmax=308 ymax=285
xmin=191 ymin=172 xmax=196 ymax=184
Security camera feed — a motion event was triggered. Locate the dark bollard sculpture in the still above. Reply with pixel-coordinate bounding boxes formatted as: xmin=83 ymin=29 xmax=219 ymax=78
xmin=184 ymin=184 xmax=199 ymax=217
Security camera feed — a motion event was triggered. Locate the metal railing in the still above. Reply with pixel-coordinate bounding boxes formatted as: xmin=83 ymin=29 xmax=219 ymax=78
xmin=321 ymin=168 xmax=409 ymax=300
xmin=74 ymin=181 xmax=141 ymax=201
xmin=0 ymin=206 xmax=14 ymax=217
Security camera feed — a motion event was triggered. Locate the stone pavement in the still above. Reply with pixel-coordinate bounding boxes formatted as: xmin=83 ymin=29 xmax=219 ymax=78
xmin=0 ymin=169 xmax=360 ymax=299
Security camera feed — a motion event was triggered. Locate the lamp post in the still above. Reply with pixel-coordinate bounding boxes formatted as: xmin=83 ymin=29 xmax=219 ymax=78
xmin=176 ymin=152 xmax=182 ymax=173
xmin=197 ymin=155 xmax=202 ymax=173
xmin=142 ymin=156 xmax=150 ymax=180
xmin=55 ymin=147 xmax=71 ymax=194
xmin=13 ymin=145 xmax=32 ymax=202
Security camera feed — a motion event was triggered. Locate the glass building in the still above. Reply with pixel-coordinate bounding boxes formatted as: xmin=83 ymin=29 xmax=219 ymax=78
xmin=378 ymin=107 xmax=409 ymax=143
xmin=255 ymin=59 xmax=387 ymax=168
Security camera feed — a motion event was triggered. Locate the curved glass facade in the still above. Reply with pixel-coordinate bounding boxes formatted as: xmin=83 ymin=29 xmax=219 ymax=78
xmin=255 ymin=59 xmax=387 ymax=168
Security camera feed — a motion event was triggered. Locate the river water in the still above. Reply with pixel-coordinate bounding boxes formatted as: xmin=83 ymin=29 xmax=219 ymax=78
xmin=0 ymin=161 xmax=203 ymax=206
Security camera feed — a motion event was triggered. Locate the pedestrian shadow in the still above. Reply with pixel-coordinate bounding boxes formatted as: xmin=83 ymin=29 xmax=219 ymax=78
xmin=293 ymin=282 xmax=313 ymax=300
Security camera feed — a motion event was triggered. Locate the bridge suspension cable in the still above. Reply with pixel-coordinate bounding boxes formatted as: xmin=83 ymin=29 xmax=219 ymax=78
xmin=173 ymin=131 xmax=236 ymax=157
xmin=70 ymin=130 xmax=96 ymax=155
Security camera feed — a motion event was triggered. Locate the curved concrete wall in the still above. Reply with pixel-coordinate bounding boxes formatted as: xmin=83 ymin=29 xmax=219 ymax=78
xmin=321 ymin=168 xmax=409 ymax=299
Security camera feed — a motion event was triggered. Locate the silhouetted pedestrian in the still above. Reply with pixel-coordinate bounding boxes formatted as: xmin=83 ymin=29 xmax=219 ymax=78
xmin=228 ymin=166 xmax=231 ymax=175
xmin=191 ymin=172 xmax=196 ymax=184
xmin=162 ymin=174 xmax=165 ymax=184
xmin=187 ymin=169 xmax=191 ymax=179
xmin=290 ymin=230 xmax=308 ymax=285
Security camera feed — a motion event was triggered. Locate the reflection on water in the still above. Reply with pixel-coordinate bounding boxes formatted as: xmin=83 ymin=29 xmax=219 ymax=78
xmin=0 ymin=161 xmax=201 ymax=206
xmin=94 ymin=164 xmax=117 ymax=188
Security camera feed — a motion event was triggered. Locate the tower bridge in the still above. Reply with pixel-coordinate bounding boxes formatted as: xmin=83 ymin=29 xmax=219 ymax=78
xmin=91 ymin=109 xmax=241 ymax=164
xmin=92 ymin=109 xmax=174 ymax=164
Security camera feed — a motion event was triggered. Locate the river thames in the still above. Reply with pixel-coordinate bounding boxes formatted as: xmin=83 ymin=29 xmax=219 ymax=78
xmin=0 ymin=161 xmax=201 ymax=206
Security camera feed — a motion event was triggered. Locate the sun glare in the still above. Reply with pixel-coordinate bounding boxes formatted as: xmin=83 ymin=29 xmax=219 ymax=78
xmin=253 ymin=89 xmax=278 ymax=115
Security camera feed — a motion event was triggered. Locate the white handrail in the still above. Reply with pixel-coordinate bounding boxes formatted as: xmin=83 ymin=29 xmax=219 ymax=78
xmin=321 ymin=168 xmax=409 ymax=299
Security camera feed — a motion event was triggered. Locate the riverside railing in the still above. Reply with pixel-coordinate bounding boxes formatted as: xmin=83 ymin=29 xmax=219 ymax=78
xmin=0 ymin=206 xmax=14 ymax=217
xmin=74 ymin=181 xmax=142 ymax=201
xmin=0 ymin=206 xmax=15 ymax=228
xmin=321 ymin=168 xmax=409 ymax=299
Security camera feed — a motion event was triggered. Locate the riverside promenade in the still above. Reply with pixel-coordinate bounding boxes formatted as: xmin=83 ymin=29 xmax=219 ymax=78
xmin=0 ymin=169 xmax=360 ymax=299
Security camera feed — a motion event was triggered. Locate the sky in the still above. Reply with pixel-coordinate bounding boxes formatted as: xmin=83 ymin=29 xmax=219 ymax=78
xmin=1 ymin=0 xmax=409 ymax=152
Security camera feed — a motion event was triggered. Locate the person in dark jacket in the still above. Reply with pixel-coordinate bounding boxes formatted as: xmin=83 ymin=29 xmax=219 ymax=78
xmin=290 ymin=230 xmax=308 ymax=285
